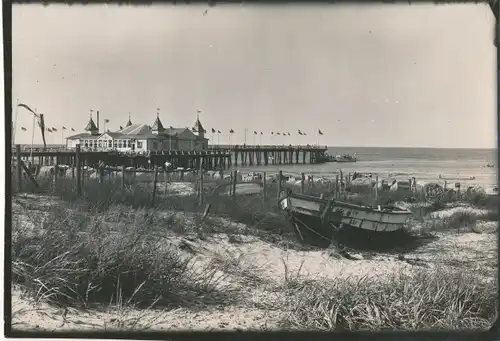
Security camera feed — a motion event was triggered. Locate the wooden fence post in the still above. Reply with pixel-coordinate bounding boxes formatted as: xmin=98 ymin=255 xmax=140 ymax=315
xmin=232 ymin=170 xmax=237 ymax=201
xmin=277 ymin=170 xmax=282 ymax=204
xmin=121 ymin=166 xmax=125 ymax=194
xmin=199 ymin=161 xmax=204 ymax=207
xmin=99 ymin=165 xmax=104 ymax=185
xmin=53 ymin=155 xmax=59 ymax=191
xmin=16 ymin=145 xmax=22 ymax=192
xmin=164 ymin=169 xmax=168 ymax=195
xmin=262 ymin=172 xmax=267 ymax=204
xmin=152 ymin=165 xmax=159 ymax=207
xmin=76 ymin=144 xmax=82 ymax=196
xmin=301 ymin=172 xmax=305 ymax=194
xmin=375 ymin=175 xmax=379 ymax=201
xmin=335 ymin=175 xmax=339 ymax=199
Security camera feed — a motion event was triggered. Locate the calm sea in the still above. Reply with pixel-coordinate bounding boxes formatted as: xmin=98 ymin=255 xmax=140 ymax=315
xmin=233 ymin=147 xmax=498 ymax=191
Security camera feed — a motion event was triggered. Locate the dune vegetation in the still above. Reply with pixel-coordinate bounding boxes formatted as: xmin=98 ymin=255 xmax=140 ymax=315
xmin=9 ymin=172 xmax=498 ymax=331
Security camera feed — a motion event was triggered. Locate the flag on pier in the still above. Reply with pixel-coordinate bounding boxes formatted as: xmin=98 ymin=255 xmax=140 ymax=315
xmin=254 ymin=131 xmax=257 ymax=135
xmin=318 ymin=129 xmax=323 ymax=135
xmin=104 ymin=119 xmax=110 ymax=123
xmin=21 ymin=127 xmax=27 ymax=131
xmin=260 ymin=132 xmax=263 ymax=135
xmin=271 ymin=132 xmax=274 ymax=135
xmin=217 ymin=130 xmax=221 ymax=134
xmin=298 ymin=130 xmax=303 ymax=135
xmin=62 ymin=126 xmax=67 ymax=130
xmin=119 ymin=126 xmax=123 ymax=130
xmin=229 ymin=129 xmax=234 ymax=133
xmin=46 ymin=128 xmax=52 ymax=133
xmin=71 ymin=128 xmax=75 ymax=131
xmin=277 ymin=132 xmax=280 ymax=135
xmin=52 ymin=127 xmax=57 ymax=132
xmin=212 ymin=128 xmax=216 ymax=133
xmin=288 ymin=132 xmax=291 ymax=136
xmin=283 ymin=132 xmax=286 ymax=136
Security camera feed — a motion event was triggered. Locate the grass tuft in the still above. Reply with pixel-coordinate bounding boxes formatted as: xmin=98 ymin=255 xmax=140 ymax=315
xmin=281 ymin=268 xmax=496 ymax=331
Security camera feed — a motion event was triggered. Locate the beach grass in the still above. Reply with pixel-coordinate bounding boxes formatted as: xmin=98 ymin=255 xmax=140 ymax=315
xmin=10 ymin=171 xmax=498 ymax=331
xmin=280 ymin=267 xmax=496 ymax=331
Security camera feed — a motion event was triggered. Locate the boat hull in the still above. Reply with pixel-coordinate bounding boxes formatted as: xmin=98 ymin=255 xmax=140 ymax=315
xmin=280 ymin=192 xmax=412 ymax=232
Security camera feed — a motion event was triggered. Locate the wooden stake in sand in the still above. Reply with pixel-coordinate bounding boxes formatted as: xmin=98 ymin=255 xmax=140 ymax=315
xmin=151 ymin=165 xmax=158 ymax=207
xmin=301 ymin=172 xmax=305 ymax=194
xmin=232 ymin=169 xmax=237 ymax=201
xmin=121 ymin=165 xmax=125 ymax=194
xmin=262 ymin=171 xmax=267 ymax=204
xmin=76 ymin=144 xmax=82 ymax=196
xmin=16 ymin=145 xmax=22 ymax=192
xmin=277 ymin=170 xmax=283 ymax=205
xmin=199 ymin=161 xmax=204 ymax=207
xmin=335 ymin=175 xmax=339 ymax=199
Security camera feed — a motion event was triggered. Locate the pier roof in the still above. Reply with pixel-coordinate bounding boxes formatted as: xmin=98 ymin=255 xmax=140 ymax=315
xmin=67 ymin=124 xmax=209 ymax=141
xmin=193 ymin=115 xmax=204 ymax=133
xmin=151 ymin=115 xmax=165 ymax=132
xmin=84 ymin=117 xmax=98 ymax=132
xmin=66 ymin=132 xmax=99 ymax=140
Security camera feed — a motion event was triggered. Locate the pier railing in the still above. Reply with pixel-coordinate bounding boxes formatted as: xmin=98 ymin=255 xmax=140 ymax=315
xmin=11 ymin=144 xmax=328 ymax=153
xmin=11 ymin=143 xmax=329 ymax=170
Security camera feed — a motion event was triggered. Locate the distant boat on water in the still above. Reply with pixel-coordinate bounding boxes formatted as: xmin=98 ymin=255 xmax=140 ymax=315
xmin=321 ymin=152 xmax=358 ymax=163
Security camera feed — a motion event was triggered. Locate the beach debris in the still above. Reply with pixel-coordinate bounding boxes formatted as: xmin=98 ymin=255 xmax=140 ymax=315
xmin=179 ymin=239 xmax=198 ymax=254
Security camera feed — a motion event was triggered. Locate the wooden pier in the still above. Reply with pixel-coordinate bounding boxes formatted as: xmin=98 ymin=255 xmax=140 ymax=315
xmin=11 ymin=144 xmax=328 ymax=170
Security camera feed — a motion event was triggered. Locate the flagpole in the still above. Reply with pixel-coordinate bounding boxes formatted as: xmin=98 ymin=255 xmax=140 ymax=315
xmin=12 ymin=98 xmax=19 ymax=146
xmin=30 ymin=108 xmax=36 ymax=164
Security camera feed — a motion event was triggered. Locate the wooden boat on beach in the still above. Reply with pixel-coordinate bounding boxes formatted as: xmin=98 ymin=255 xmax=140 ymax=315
xmin=279 ymin=190 xmax=413 ymax=234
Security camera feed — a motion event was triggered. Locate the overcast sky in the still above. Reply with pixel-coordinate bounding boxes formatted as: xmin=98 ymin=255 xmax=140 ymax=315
xmin=12 ymin=3 xmax=496 ymax=148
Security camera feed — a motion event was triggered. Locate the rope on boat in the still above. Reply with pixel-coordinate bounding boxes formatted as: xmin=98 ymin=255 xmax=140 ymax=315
xmin=289 ymin=212 xmax=332 ymax=243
